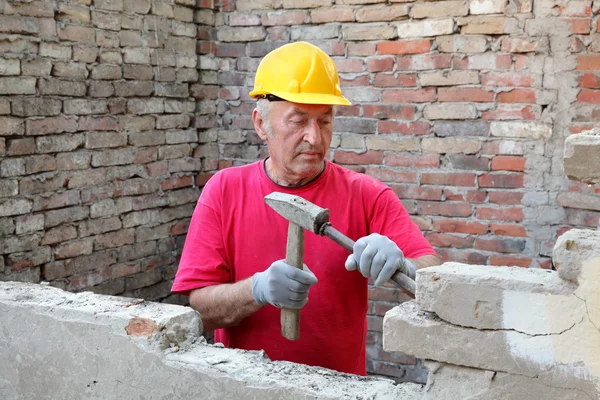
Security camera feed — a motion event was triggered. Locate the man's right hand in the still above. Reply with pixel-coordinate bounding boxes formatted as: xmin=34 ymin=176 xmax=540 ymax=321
xmin=251 ymin=260 xmax=318 ymax=309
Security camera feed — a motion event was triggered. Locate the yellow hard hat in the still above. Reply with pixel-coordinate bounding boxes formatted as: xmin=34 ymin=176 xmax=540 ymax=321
xmin=249 ymin=41 xmax=351 ymax=106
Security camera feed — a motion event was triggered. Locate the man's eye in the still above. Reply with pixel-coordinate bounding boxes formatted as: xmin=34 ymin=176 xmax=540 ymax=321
xmin=291 ymin=120 xmax=304 ymax=125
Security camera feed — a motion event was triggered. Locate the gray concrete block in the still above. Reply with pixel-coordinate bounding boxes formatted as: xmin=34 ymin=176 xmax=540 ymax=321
xmin=415 ymin=263 xmax=579 ymax=333
xmin=0 ymin=282 xmax=423 ymax=400
xmin=554 ymin=229 xmax=600 ymax=284
xmin=564 ymin=127 xmax=600 ymax=184
xmin=383 ymin=301 xmax=555 ymax=377
xmin=423 ymin=362 xmax=596 ymax=400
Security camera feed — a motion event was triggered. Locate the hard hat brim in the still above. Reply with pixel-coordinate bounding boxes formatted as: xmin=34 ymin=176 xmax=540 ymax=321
xmin=250 ymin=90 xmax=352 ymax=106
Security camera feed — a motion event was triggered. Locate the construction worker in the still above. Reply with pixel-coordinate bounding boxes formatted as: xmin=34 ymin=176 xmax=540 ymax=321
xmin=172 ymin=41 xmax=441 ymax=375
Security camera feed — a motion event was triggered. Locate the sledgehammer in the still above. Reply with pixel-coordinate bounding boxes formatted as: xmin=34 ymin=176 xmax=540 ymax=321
xmin=264 ymin=192 xmax=416 ymax=339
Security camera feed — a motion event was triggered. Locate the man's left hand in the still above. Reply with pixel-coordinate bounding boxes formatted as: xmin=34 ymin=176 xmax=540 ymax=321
xmin=345 ymin=233 xmax=416 ymax=286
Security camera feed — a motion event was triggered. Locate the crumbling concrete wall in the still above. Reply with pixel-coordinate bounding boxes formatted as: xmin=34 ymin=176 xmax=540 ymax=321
xmin=0 ymin=281 xmax=423 ymax=400
xmin=383 ymin=228 xmax=600 ymax=399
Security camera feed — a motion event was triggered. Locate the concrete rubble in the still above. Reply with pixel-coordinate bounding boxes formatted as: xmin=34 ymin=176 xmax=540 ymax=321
xmin=0 ymin=281 xmax=423 ymax=400
xmin=564 ymin=128 xmax=600 ymax=185
xmin=384 ymin=228 xmax=600 ymax=399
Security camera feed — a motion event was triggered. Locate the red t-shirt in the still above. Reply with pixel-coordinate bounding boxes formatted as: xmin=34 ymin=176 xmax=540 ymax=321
xmin=172 ymin=159 xmax=436 ymax=375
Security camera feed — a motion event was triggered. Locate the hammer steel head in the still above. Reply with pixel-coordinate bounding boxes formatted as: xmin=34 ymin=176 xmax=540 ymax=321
xmin=264 ymin=192 xmax=330 ymax=233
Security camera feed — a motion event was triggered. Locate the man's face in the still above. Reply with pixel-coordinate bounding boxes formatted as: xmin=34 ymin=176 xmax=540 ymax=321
xmin=253 ymin=101 xmax=334 ymax=186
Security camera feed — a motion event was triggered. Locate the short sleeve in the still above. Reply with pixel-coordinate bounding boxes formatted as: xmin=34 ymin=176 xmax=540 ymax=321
xmin=171 ymin=181 xmax=232 ymax=295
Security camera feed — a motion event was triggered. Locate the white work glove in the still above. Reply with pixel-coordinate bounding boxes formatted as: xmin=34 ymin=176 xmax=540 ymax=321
xmin=345 ymin=233 xmax=416 ymax=286
xmin=252 ymin=260 xmax=318 ymax=309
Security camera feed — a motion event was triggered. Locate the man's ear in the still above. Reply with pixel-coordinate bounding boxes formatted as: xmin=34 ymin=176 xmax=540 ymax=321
xmin=252 ymin=108 xmax=269 ymax=141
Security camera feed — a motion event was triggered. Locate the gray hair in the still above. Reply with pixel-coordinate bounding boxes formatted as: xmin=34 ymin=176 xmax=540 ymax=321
xmin=255 ymin=99 xmax=274 ymax=138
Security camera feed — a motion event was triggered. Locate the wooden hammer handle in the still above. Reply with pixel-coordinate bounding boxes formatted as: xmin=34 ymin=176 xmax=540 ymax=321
xmin=320 ymin=224 xmax=416 ymax=294
xmin=281 ymin=222 xmax=303 ymax=341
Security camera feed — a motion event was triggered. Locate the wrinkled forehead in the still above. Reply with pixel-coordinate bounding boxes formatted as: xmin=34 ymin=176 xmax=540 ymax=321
xmin=271 ymin=101 xmax=334 ymax=118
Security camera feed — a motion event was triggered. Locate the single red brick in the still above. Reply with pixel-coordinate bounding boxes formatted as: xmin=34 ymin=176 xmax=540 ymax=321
xmin=378 ymin=120 xmax=430 ymax=135
xmin=382 ymin=88 xmax=436 ymax=103
xmin=161 ymin=175 xmax=193 ymax=191
xmin=577 ymin=55 xmax=600 ymax=70
xmin=230 ymin=116 xmax=253 ymax=130
xmin=476 ymin=206 xmax=524 ymax=221
xmin=403 ymin=54 xmax=452 ymax=70
xmin=411 ymin=215 xmax=432 ymax=231
xmin=366 ymin=330 xmax=380 ymax=346
xmin=218 ymin=160 xmax=233 ymax=169
xmin=514 ymin=55 xmax=528 ymax=70
xmin=336 ymin=58 xmax=364 ymax=73
xmin=367 ymin=57 xmax=395 ymax=72
xmin=195 ymin=173 xmax=215 ymax=187
xmin=197 ymin=27 xmax=211 ymax=40
xmin=366 ymin=168 xmax=417 ymax=183
xmin=490 ymin=255 xmax=531 ymax=267
xmin=482 ymin=105 xmax=538 ymax=120
xmin=340 ymin=75 xmax=370 ymax=87
xmin=569 ymin=124 xmax=597 ymax=134
xmin=111 ymin=262 xmax=140 ymax=280
xmin=262 ymin=10 xmax=308 ymax=26
xmin=438 ymin=87 xmax=494 ymax=102
xmin=579 ymin=72 xmax=600 ymax=88
xmin=497 ymin=89 xmax=536 ymax=103
xmin=474 ymin=237 xmax=526 ymax=253
xmin=171 ymin=220 xmax=190 ymax=236
xmin=417 ymin=201 xmax=473 ymax=217
xmin=78 ymin=116 xmax=118 ymax=131
xmin=481 ymin=72 xmax=536 ymax=87
xmin=565 ymin=18 xmax=591 ymax=34
xmin=67 ymin=266 xmax=110 ymax=291
xmin=216 ymin=43 xmax=245 ymax=58
xmin=267 ymin=26 xmax=287 ymax=41
xmin=367 ymin=315 xmax=383 ymax=332
xmin=426 ymin=233 xmax=474 ymax=249
xmin=385 ymin=153 xmax=439 ymax=168
xmin=335 ymin=105 xmax=361 ymax=117
xmin=378 ymin=40 xmax=431 ymax=55
xmin=433 ymin=219 xmax=488 ymax=234
xmin=444 ymin=189 xmax=487 ymax=203
xmin=500 ymin=37 xmax=538 ymax=53
xmin=489 ymin=191 xmax=524 ymax=205
xmin=435 ymin=248 xmax=489 ymax=264
xmin=491 ymin=223 xmax=527 ymax=237
xmin=145 ymin=161 xmax=168 ymax=177
xmin=373 ymin=73 xmax=417 ymax=88
xmin=392 ymin=185 xmax=442 ymax=200
xmin=363 ymin=105 xmax=416 ymax=120
xmin=368 ymin=287 xmax=401 ymax=302
xmin=577 ymin=89 xmax=600 ymax=104
xmin=491 ymin=156 xmax=526 ymax=171
xmin=348 ymin=43 xmax=377 ymax=56
xmin=334 ymin=150 xmax=384 ymax=165
xmin=421 ymin=172 xmax=476 ymax=187
xmin=478 ymin=173 xmax=524 ymax=188
xmin=197 ymin=41 xmax=215 ymax=55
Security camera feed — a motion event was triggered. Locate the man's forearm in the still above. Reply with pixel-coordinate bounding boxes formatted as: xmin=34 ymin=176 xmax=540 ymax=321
xmin=189 ymin=278 xmax=262 ymax=332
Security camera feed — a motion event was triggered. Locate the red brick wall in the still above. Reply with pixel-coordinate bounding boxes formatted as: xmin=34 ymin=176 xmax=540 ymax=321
xmin=0 ymin=0 xmax=200 ymax=303
xmin=196 ymin=0 xmax=600 ymax=382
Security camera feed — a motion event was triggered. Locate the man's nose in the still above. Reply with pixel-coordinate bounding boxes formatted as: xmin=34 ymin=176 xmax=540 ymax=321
xmin=303 ymin=120 xmax=322 ymax=146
